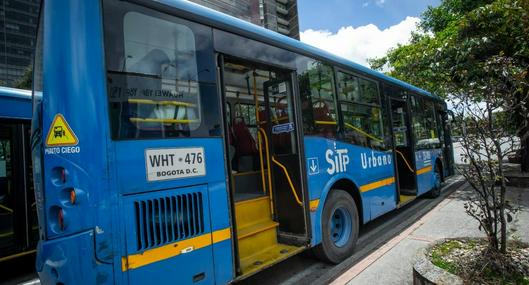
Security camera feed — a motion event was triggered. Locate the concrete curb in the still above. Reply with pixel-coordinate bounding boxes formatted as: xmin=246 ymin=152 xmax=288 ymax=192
xmin=412 ymin=238 xmax=463 ymax=285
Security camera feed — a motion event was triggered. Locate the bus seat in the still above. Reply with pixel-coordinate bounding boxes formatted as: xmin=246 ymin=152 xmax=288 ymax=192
xmin=232 ymin=117 xmax=257 ymax=155
xmin=312 ymin=102 xmax=337 ymax=138
xmin=232 ymin=117 xmax=257 ymax=171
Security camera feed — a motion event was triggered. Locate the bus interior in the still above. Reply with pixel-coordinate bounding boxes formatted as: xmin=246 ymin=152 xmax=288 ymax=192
xmin=221 ymin=57 xmax=308 ymax=277
xmin=389 ymin=96 xmax=417 ymax=205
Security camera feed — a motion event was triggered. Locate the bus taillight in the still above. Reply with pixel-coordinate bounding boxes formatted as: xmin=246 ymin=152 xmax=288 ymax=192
xmin=58 ymin=208 xmax=65 ymax=231
xmin=70 ymin=189 xmax=76 ymax=205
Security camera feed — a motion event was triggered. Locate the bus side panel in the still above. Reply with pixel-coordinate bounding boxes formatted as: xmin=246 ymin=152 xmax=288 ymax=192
xmin=36 ymin=0 xmax=115 ymax=283
xmin=0 ymin=95 xmax=32 ymax=120
xmin=208 ymin=181 xmax=235 ymax=284
xmin=304 ymin=137 xmax=397 ymax=246
xmin=112 ymin=138 xmax=233 ymax=284
xmin=36 ymin=230 xmax=101 ymax=284
xmin=415 ymin=149 xmax=443 ymax=196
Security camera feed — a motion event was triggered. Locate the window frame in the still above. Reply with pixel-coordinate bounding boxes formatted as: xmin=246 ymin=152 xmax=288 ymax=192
xmin=298 ymin=59 xmax=340 ymax=139
xmin=410 ymin=94 xmax=441 ymax=150
xmin=102 ymin=0 xmax=221 ymax=140
xmin=334 ymin=67 xmax=387 ymax=150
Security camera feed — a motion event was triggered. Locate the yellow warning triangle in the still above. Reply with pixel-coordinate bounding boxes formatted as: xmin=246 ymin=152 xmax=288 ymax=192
xmin=45 ymin=114 xmax=78 ymax=147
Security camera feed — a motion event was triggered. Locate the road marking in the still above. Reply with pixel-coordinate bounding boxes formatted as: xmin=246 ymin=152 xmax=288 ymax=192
xmin=330 ymin=180 xmax=467 ymax=285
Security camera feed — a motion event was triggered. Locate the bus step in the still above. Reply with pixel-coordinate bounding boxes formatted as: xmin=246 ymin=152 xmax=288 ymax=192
xmin=239 ymin=243 xmax=303 ymax=276
xmin=399 ymin=194 xmax=415 ymax=205
xmin=237 ymin=220 xmax=279 ymax=260
xmin=235 ymin=196 xmax=273 ymax=230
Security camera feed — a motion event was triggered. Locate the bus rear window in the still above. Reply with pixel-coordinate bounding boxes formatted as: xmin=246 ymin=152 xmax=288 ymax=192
xmin=104 ymin=2 xmax=219 ymax=139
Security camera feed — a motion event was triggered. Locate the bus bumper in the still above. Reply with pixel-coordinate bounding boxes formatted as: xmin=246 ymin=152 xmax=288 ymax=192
xmin=36 ymin=230 xmax=113 ymax=285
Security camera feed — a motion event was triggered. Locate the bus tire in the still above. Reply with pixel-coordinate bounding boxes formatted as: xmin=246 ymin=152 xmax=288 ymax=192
xmin=427 ymin=164 xmax=442 ymax=198
xmin=314 ymin=189 xmax=359 ymax=264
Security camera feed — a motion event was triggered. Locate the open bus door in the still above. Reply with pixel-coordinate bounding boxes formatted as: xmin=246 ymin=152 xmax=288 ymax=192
xmin=0 ymin=121 xmax=38 ymax=262
xmin=388 ymin=94 xmax=417 ymax=205
xmin=220 ymin=56 xmax=309 ymax=278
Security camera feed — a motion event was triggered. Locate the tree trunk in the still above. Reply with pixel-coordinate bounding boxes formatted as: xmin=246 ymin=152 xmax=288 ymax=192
xmin=521 ymin=132 xmax=529 ymax=172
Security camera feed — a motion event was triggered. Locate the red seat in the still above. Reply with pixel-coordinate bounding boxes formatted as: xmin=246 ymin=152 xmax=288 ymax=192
xmin=312 ymin=102 xmax=337 ymax=138
xmin=232 ymin=117 xmax=257 ymax=156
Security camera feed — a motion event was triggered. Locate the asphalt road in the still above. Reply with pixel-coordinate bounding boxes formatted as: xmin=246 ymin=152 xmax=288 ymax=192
xmin=2 ymin=176 xmax=464 ymax=285
xmin=236 ymin=176 xmax=465 ymax=285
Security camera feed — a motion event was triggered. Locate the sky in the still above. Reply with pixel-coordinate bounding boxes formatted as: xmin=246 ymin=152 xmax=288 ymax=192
xmin=298 ymin=0 xmax=440 ymax=67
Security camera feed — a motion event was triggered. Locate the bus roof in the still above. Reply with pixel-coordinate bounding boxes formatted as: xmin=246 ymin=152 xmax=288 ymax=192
xmin=159 ymin=0 xmax=439 ymax=100
xmin=0 ymin=86 xmax=32 ymax=120
xmin=0 ymin=86 xmax=32 ymax=100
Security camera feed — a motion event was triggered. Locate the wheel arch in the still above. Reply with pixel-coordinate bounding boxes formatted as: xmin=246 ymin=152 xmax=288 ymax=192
xmin=331 ymin=179 xmax=364 ymax=225
xmin=312 ymin=175 xmax=365 ymax=247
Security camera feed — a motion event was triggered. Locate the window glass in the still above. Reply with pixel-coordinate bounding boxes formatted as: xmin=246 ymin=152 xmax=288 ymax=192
xmin=0 ymin=125 xmax=14 ymax=248
xmin=411 ymin=96 xmax=440 ymax=149
xmin=298 ymin=60 xmax=338 ymax=138
xmin=338 ymin=72 xmax=379 ymax=105
xmin=337 ymin=71 xmax=386 ymax=149
xmin=103 ymin=1 xmax=220 ymax=139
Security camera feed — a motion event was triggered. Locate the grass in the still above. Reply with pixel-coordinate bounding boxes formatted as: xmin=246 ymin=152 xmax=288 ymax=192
xmin=481 ymin=267 xmax=529 ymax=285
xmin=429 ymin=240 xmax=462 ymax=274
xmin=429 ymin=239 xmax=529 ymax=285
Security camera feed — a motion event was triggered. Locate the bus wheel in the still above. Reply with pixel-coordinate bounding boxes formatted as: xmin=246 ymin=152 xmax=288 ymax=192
xmin=427 ymin=164 xmax=442 ymax=198
xmin=314 ymin=189 xmax=359 ymax=264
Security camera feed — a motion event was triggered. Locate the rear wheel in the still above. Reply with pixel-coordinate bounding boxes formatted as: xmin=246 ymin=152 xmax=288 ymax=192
xmin=314 ymin=189 xmax=359 ymax=264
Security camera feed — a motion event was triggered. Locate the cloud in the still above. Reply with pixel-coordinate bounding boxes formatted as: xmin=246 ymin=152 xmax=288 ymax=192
xmin=300 ymin=16 xmax=420 ymax=68
xmin=362 ymin=2 xmax=369 ymax=7
xmin=375 ymin=0 xmax=386 ymax=7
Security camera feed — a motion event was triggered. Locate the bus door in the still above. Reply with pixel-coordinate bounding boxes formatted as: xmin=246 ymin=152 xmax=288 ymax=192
xmin=263 ymin=76 xmax=307 ymax=236
xmin=389 ymin=96 xmax=417 ymax=204
xmin=0 ymin=121 xmax=37 ymax=261
xmin=221 ymin=57 xmax=307 ymax=277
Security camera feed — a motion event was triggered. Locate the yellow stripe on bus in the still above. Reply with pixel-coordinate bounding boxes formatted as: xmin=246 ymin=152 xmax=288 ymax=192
xmin=416 ymin=166 xmax=433 ymax=175
xmin=360 ymin=177 xmax=395 ymax=193
xmin=212 ymin=228 xmax=231 ymax=243
xmin=309 ymin=199 xmax=320 ymax=212
xmin=122 ymin=228 xmax=231 ymax=271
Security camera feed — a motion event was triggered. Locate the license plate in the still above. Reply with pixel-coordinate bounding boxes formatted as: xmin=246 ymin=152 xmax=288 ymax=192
xmin=145 ymin=147 xmax=206 ymax=182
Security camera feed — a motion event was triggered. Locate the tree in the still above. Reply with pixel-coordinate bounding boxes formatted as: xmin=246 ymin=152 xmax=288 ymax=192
xmin=14 ymin=66 xmax=32 ymax=90
xmin=370 ymin=0 xmax=529 ymax=169
xmin=370 ymin=0 xmax=529 ymax=258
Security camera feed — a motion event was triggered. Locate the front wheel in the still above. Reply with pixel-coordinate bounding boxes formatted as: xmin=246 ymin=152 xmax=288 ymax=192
xmin=313 ymin=189 xmax=359 ymax=264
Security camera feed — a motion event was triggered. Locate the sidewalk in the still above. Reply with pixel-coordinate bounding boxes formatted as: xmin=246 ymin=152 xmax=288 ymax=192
xmin=331 ymin=184 xmax=529 ymax=285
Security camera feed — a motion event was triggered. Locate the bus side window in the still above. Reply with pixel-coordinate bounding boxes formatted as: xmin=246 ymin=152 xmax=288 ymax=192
xmin=412 ymin=96 xmax=440 ymax=149
xmin=298 ymin=60 xmax=338 ymax=138
xmin=104 ymin=6 xmax=219 ymax=140
xmin=337 ymin=71 xmax=386 ymax=150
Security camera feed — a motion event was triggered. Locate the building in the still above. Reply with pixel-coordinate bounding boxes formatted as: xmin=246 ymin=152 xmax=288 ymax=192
xmin=0 ymin=0 xmax=299 ymax=87
xmin=189 ymin=0 xmax=299 ymax=39
xmin=0 ymin=0 xmax=40 ymax=87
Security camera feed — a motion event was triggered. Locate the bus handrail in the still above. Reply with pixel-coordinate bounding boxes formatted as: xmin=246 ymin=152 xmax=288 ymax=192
xmin=128 ymin=98 xmax=197 ymax=107
xmin=257 ymin=131 xmax=267 ymax=195
xmin=394 ymin=149 xmax=415 ymax=173
xmin=271 ymin=156 xmax=303 ymax=206
xmin=314 ymin=120 xmax=383 ymax=143
xmin=258 ymin=128 xmax=274 ymax=215
xmin=344 ymin=123 xmax=384 ymax=143
xmin=0 ymin=204 xmax=13 ymax=213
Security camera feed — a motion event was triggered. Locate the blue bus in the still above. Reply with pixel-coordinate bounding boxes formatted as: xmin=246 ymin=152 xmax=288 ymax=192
xmin=0 ymin=87 xmax=38 ymax=262
xmin=32 ymin=1 xmax=454 ymax=284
